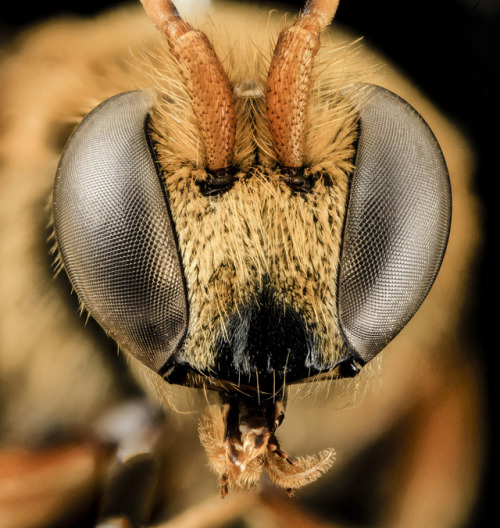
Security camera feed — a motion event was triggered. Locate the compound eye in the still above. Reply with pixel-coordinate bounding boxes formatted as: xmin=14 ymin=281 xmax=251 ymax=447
xmin=53 ymin=91 xmax=188 ymax=373
xmin=338 ymin=86 xmax=452 ymax=364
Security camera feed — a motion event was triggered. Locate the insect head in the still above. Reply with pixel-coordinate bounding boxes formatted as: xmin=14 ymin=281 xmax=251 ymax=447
xmin=51 ymin=0 xmax=451 ymax=495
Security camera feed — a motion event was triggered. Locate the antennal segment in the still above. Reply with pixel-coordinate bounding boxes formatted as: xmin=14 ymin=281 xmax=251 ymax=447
xmin=141 ymin=0 xmax=236 ymax=171
xmin=266 ymin=0 xmax=339 ymax=168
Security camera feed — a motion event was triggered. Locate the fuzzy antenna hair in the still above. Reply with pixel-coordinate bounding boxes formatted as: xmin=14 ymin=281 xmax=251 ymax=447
xmin=266 ymin=0 xmax=340 ymax=169
xmin=141 ymin=0 xmax=236 ymax=172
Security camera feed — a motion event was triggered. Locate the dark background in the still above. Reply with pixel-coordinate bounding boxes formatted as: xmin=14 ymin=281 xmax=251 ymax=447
xmin=1 ymin=0 xmax=497 ymax=525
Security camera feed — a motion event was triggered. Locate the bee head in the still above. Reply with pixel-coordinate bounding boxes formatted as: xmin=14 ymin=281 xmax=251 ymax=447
xmin=52 ymin=0 xmax=451 ymax=398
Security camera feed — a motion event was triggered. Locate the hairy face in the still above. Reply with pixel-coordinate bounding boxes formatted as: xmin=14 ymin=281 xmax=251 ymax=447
xmin=150 ymin=82 xmax=357 ymax=391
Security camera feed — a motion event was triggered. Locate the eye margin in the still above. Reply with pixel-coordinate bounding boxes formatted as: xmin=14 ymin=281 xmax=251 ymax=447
xmin=52 ymin=90 xmax=189 ymax=375
xmin=336 ymin=84 xmax=452 ymax=367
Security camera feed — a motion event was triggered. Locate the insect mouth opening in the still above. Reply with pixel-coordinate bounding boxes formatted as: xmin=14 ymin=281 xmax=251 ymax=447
xmin=197 ymin=372 xmax=336 ymax=498
xmin=161 ymin=355 xmax=360 ymax=395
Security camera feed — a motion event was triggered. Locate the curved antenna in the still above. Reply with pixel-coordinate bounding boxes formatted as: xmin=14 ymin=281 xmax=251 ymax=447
xmin=141 ymin=0 xmax=236 ymax=172
xmin=266 ymin=0 xmax=339 ymax=169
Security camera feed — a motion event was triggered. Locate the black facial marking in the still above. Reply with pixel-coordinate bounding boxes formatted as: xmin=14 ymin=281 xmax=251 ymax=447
xmin=197 ymin=167 xmax=236 ymax=196
xmin=336 ymin=356 xmax=365 ymax=378
xmin=279 ymin=166 xmax=313 ymax=193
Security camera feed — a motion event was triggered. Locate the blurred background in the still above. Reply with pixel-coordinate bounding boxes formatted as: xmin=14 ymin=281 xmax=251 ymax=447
xmin=1 ymin=0 xmax=496 ymax=525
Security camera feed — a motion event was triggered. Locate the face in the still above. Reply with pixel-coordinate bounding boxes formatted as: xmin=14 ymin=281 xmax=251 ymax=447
xmin=51 ymin=0 xmax=451 ymax=495
xmin=151 ymin=99 xmax=356 ymax=391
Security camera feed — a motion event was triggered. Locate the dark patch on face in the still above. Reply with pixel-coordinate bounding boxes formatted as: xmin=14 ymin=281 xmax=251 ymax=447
xmin=212 ymin=288 xmax=314 ymax=390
